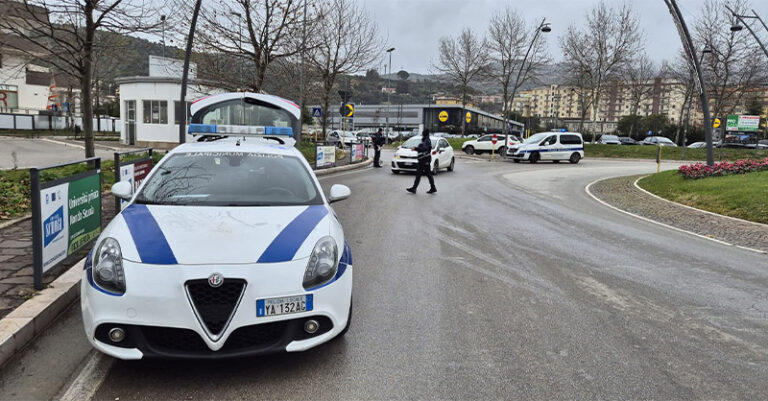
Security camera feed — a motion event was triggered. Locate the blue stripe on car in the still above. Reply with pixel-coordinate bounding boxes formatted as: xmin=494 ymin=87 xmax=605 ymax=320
xmin=257 ymin=205 xmax=329 ymax=263
xmin=305 ymin=241 xmax=351 ymax=291
xmin=121 ymin=204 xmax=178 ymax=265
xmin=514 ymin=147 xmax=583 ymax=154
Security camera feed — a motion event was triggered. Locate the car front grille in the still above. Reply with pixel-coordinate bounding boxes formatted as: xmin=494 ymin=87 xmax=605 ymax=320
xmin=186 ymin=279 xmax=246 ymax=336
xmin=142 ymin=326 xmax=209 ymax=352
xmin=396 ymin=162 xmax=417 ymax=169
xmin=222 ymin=321 xmax=289 ymax=351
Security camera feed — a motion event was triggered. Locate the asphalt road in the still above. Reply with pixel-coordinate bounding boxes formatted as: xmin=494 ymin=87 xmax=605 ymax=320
xmin=0 ymin=137 xmax=113 ymax=169
xmin=4 ymin=152 xmax=768 ymax=400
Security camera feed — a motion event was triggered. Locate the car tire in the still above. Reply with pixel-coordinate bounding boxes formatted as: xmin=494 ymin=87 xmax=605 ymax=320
xmin=529 ymin=152 xmax=540 ymax=164
xmin=569 ymin=153 xmax=581 ymax=164
xmin=339 ymin=299 xmax=352 ymax=337
xmin=448 ymin=157 xmax=455 ymax=172
xmin=464 ymin=146 xmax=474 ymax=155
xmin=432 ymin=162 xmax=439 ymax=175
xmin=497 ymin=146 xmax=506 ymax=156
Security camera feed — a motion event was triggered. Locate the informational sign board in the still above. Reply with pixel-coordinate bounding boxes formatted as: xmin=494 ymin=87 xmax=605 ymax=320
xmin=726 ymin=115 xmax=760 ymax=132
xmin=351 ymin=143 xmax=364 ymax=163
xmin=316 ymin=145 xmax=336 ymax=168
xmin=118 ymin=158 xmax=153 ymax=210
xmin=312 ymin=107 xmax=322 ymax=118
xmin=33 ymin=164 xmax=102 ymax=283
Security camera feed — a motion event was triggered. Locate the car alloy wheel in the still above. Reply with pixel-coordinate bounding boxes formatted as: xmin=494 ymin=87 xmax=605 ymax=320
xmin=529 ymin=152 xmax=540 ymax=164
xmin=569 ymin=153 xmax=581 ymax=164
xmin=448 ymin=157 xmax=455 ymax=172
xmin=464 ymin=146 xmax=474 ymax=155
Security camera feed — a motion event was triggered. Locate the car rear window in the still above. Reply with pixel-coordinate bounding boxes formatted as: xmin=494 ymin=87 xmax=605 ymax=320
xmin=560 ymin=135 xmax=583 ymax=145
xmin=135 ymin=152 xmax=322 ymax=206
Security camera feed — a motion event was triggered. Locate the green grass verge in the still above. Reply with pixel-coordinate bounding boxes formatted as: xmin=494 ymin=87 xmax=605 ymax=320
xmin=585 ymin=144 xmax=768 ymax=161
xmin=0 ymin=151 xmax=165 ymax=220
xmin=637 ymin=169 xmax=768 ymax=224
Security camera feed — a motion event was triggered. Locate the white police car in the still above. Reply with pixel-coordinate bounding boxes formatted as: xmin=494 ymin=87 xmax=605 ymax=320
xmin=81 ymin=93 xmax=353 ymax=359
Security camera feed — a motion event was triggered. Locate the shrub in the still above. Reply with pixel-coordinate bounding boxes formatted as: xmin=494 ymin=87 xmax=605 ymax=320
xmin=679 ymin=158 xmax=768 ymax=179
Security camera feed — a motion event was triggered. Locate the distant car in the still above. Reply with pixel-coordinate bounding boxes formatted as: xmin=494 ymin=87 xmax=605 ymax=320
xmin=507 ymin=132 xmax=585 ymax=164
xmin=328 ymin=131 xmax=358 ymax=147
xmin=597 ymin=134 xmax=621 ymax=145
xmin=618 ymin=136 xmax=639 ymax=145
xmin=392 ymin=136 xmax=455 ymax=174
xmin=759 ymin=139 xmax=768 ymax=149
xmin=462 ymin=134 xmax=521 ymax=155
xmin=355 ymin=132 xmax=371 ymax=145
xmin=687 ymin=141 xmax=706 ymax=148
xmin=641 ymin=136 xmax=677 ymax=147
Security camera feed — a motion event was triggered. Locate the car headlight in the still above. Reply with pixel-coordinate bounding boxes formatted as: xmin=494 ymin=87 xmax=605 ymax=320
xmin=303 ymin=236 xmax=338 ymax=289
xmin=93 ymin=237 xmax=126 ymax=294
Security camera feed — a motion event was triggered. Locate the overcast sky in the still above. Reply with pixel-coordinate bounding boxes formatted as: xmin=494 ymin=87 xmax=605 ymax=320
xmin=358 ymin=0 xmax=768 ymax=75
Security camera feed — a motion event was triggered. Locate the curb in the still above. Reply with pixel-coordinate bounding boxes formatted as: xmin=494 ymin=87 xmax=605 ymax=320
xmin=0 ymin=213 xmax=32 ymax=230
xmin=40 ymin=137 xmax=123 ymax=152
xmin=0 ymin=257 xmax=84 ymax=368
xmin=314 ymin=157 xmax=373 ymax=176
xmin=585 ymin=176 xmax=767 ymax=255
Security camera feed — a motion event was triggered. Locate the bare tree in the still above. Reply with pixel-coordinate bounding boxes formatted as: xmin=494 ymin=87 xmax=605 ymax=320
xmin=0 ymin=0 xmax=161 ymax=157
xmin=433 ymin=28 xmax=490 ymax=136
xmin=621 ymin=53 xmax=656 ymax=138
xmin=308 ymin=0 xmax=379 ymax=136
xmin=663 ymin=53 xmax=698 ymax=145
xmin=695 ymin=0 xmax=768 ymax=122
xmin=560 ymin=1 xmax=642 ymax=141
xmin=488 ymin=8 xmax=549 ymax=135
xmin=197 ymin=0 xmax=323 ymax=93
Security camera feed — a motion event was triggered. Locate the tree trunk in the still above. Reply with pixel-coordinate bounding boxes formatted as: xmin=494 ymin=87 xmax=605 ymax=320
xmin=590 ymin=87 xmax=601 ymax=143
xmin=81 ymin=2 xmax=96 ymax=158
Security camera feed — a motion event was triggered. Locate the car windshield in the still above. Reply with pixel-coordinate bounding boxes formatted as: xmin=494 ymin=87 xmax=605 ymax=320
xmin=402 ymin=136 xmax=436 ymax=148
xmin=524 ymin=133 xmax=550 ymax=144
xmin=134 ymin=152 xmax=322 ymax=206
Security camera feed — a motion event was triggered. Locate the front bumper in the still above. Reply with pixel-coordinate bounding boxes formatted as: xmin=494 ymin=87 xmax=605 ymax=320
xmin=82 ymin=258 xmax=352 ymax=359
xmin=507 ymin=150 xmax=529 ymax=160
xmin=391 ymin=159 xmax=420 ymax=171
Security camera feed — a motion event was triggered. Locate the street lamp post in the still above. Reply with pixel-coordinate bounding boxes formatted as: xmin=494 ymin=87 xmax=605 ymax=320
xmin=663 ymin=0 xmax=714 ymax=166
xmin=504 ymin=19 xmax=550 ymax=150
xmin=727 ymin=6 xmax=768 ymax=59
xmin=160 ymin=15 xmax=166 ymax=58
xmin=385 ymin=47 xmax=395 ymax=139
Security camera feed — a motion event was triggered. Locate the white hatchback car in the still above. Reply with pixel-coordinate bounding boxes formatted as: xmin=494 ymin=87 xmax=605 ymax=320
xmin=391 ymin=136 xmax=455 ymax=174
xmin=82 ymin=93 xmax=353 ymax=359
xmin=507 ymin=132 xmax=585 ymax=164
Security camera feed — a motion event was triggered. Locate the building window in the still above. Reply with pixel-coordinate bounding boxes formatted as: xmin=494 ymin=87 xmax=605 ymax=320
xmin=174 ymin=101 xmax=192 ymax=125
xmin=143 ymin=100 xmax=168 ymax=124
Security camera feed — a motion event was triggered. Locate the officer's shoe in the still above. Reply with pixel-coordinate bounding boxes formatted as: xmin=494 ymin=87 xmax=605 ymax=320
xmin=406 ymin=187 xmax=416 ymax=194
xmin=427 ymin=187 xmax=437 ymax=194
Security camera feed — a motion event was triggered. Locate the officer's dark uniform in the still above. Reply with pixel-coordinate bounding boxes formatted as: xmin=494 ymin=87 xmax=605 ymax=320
xmin=372 ymin=130 xmax=385 ymax=167
xmin=407 ymin=132 xmax=436 ymax=194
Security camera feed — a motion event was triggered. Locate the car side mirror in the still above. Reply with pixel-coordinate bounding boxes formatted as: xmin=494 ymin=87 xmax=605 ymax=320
xmin=329 ymin=184 xmax=351 ymax=203
xmin=111 ymin=181 xmax=133 ymax=200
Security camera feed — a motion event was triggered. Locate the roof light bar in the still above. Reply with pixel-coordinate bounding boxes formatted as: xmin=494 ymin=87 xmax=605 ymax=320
xmin=188 ymin=124 xmax=294 ymax=137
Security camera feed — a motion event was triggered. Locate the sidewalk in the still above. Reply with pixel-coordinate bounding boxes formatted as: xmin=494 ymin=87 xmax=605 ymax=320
xmin=588 ymin=175 xmax=768 ymax=253
xmin=0 ymin=195 xmax=118 ymax=319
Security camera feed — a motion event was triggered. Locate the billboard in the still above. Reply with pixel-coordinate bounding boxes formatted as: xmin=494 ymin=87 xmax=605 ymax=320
xmin=726 ymin=115 xmax=760 ymax=132
xmin=351 ymin=144 xmax=364 ymax=163
xmin=316 ymin=145 xmax=336 ymax=168
xmin=118 ymin=158 xmax=153 ymax=210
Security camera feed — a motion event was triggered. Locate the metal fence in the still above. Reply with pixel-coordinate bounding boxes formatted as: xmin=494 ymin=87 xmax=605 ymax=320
xmin=0 ymin=113 xmax=121 ymax=132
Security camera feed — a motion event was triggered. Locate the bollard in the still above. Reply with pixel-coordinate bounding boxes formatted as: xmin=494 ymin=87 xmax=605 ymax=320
xmin=656 ymin=144 xmax=662 ymax=173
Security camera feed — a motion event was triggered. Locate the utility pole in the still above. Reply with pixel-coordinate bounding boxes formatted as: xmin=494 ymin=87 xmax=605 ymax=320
xmin=385 ymin=47 xmax=395 ymax=139
xmin=298 ymin=0 xmax=308 ymax=143
xmin=727 ymin=6 xmax=768 ymax=60
xmin=179 ymin=0 xmax=203 ymax=144
xmin=161 ymin=15 xmax=166 ymax=58
xmin=663 ymin=0 xmax=714 ymax=166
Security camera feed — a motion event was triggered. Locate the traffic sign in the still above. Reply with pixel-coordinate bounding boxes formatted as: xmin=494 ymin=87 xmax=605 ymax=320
xmin=491 ymin=134 xmax=497 ymax=144
xmin=438 ymin=110 xmax=449 ymax=123
xmin=647 ymin=130 xmax=653 ymax=136
xmin=312 ymin=107 xmax=322 ymax=118
xmin=338 ymin=103 xmax=354 ymax=117
xmin=465 ymin=112 xmax=472 ymax=124
xmin=713 ymin=118 xmax=721 ymax=128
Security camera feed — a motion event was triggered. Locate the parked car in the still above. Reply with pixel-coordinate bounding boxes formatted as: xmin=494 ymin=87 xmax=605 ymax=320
xmin=507 ymin=132 xmax=585 ymax=164
xmin=687 ymin=141 xmax=706 ymax=148
xmin=597 ymin=134 xmax=621 ymax=145
xmin=618 ymin=136 xmax=639 ymax=145
xmin=328 ymin=131 xmax=358 ymax=147
xmin=356 ymin=132 xmax=371 ymax=144
xmin=462 ymin=134 xmax=520 ymax=155
xmin=641 ymin=136 xmax=677 ymax=147
xmin=391 ymin=136 xmax=455 ymax=174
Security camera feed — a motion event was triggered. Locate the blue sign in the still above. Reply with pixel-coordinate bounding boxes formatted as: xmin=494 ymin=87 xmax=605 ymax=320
xmin=647 ymin=130 xmax=653 ymax=136
xmin=43 ymin=206 xmax=64 ymax=247
xmin=312 ymin=107 xmax=322 ymax=118
xmin=560 ymin=128 xmax=566 ymax=132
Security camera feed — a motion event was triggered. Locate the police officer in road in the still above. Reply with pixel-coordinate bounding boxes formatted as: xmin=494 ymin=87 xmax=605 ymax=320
xmin=371 ymin=128 xmax=385 ymax=167
xmin=406 ymin=129 xmax=436 ymax=194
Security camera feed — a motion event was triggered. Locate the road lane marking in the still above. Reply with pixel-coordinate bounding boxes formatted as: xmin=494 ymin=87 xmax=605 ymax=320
xmin=585 ymin=177 xmax=767 ymax=255
xmin=58 ymin=351 xmax=113 ymax=401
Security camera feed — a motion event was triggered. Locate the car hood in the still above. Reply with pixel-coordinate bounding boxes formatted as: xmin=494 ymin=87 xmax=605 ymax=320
xmin=106 ymin=204 xmax=331 ymax=265
xmin=395 ymin=148 xmax=421 ymax=157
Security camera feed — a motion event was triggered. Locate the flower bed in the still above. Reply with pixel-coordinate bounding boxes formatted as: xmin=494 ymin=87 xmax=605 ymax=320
xmin=679 ymin=158 xmax=768 ymax=179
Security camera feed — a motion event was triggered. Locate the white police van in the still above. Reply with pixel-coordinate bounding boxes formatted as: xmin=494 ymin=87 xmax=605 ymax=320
xmin=506 ymin=131 xmax=585 ymax=164
xmin=81 ymin=93 xmax=354 ymax=359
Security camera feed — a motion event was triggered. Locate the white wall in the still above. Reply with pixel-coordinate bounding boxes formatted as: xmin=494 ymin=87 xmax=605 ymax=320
xmin=119 ymin=81 xmax=219 ymax=144
xmin=0 ymin=53 xmax=49 ymax=110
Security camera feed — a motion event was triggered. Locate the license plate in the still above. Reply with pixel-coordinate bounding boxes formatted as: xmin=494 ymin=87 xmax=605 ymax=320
xmin=256 ymin=294 xmax=313 ymax=317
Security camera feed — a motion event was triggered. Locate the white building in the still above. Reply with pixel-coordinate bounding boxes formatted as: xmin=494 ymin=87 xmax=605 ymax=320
xmin=117 ymin=56 xmax=223 ymax=147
